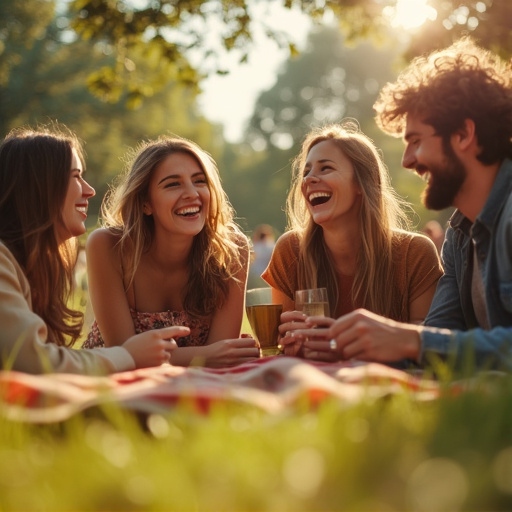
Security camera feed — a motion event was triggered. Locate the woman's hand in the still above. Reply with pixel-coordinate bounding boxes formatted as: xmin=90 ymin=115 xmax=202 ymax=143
xmin=201 ymin=337 xmax=260 ymax=367
xmin=277 ymin=310 xmax=308 ymax=357
xmin=285 ymin=316 xmax=338 ymax=361
xmin=122 ymin=326 xmax=190 ymax=368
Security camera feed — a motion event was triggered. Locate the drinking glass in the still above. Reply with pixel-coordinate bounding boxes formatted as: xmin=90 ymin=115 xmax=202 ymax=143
xmin=245 ymin=287 xmax=283 ymax=357
xmin=295 ymin=288 xmax=330 ymax=317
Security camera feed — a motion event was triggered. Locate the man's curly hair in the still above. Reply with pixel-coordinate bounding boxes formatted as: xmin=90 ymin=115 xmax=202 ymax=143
xmin=374 ymin=37 xmax=512 ymax=165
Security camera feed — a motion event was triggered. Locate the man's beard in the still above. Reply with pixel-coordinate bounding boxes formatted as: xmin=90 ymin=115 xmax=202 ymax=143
xmin=420 ymin=145 xmax=467 ymax=211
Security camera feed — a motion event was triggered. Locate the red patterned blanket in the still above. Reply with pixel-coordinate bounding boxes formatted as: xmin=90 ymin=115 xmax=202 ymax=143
xmin=0 ymin=356 xmax=440 ymax=423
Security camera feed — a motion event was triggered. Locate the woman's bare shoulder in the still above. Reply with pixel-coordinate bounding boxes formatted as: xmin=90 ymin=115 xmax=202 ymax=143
xmin=86 ymin=228 xmax=121 ymax=254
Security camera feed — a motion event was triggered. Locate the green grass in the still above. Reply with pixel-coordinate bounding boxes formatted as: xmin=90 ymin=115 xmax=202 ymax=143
xmin=1 ymin=372 xmax=512 ymax=511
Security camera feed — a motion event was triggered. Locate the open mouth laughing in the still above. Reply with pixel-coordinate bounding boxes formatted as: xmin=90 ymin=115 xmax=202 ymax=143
xmin=415 ymin=165 xmax=431 ymax=184
xmin=308 ymin=191 xmax=331 ymax=206
xmin=176 ymin=205 xmax=201 ymax=217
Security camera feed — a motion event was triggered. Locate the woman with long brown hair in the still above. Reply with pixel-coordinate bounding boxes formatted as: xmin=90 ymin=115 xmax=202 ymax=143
xmin=263 ymin=120 xmax=443 ymax=360
xmin=0 ymin=124 xmax=188 ymax=374
xmin=84 ymin=135 xmax=259 ymax=367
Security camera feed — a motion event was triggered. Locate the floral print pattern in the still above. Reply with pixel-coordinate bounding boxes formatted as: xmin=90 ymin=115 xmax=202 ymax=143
xmin=83 ymin=309 xmax=210 ymax=348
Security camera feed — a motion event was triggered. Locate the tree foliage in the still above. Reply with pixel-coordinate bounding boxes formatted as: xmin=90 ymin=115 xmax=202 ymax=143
xmin=245 ymin=27 xmax=399 ymax=152
xmin=0 ymin=0 xmax=55 ymax=87
xmin=64 ymin=0 xmax=512 ymax=102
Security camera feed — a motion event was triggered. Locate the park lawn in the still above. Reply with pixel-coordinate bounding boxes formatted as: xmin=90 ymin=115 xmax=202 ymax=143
xmin=1 ymin=367 xmax=512 ymax=511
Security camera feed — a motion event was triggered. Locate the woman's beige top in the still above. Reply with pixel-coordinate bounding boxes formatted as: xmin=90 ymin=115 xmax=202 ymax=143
xmin=0 ymin=242 xmax=135 ymax=374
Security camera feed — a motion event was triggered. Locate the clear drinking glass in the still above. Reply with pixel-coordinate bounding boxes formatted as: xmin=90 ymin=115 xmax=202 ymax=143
xmin=295 ymin=288 xmax=330 ymax=317
xmin=245 ymin=287 xmax=283 ymax=357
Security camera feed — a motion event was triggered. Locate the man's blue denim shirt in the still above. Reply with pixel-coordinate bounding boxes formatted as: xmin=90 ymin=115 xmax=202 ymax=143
xmin=421 ymin=158 xmax=512 ymax=369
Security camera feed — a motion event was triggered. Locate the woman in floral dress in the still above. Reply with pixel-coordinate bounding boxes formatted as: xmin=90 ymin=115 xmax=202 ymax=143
xmin=84 ymin=136 xmax=259 ymax=367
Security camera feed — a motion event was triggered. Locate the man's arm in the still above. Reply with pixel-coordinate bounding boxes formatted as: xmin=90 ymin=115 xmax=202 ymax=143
xmin=421 ymin=326 xmax=512 ymax=370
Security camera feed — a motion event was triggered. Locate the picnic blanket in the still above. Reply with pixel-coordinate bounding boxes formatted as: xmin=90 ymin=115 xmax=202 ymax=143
xmin=0 ymin=356 xmax=441 ymax=423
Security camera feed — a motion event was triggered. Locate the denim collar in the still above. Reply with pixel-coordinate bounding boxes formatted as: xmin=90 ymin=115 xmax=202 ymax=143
xmin=449 ymin=158 xmax=512 ymax=236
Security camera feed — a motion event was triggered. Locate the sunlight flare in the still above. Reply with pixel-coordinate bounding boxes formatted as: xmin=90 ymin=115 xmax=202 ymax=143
xmin=384 ymin=0 xmax=437 ymax=30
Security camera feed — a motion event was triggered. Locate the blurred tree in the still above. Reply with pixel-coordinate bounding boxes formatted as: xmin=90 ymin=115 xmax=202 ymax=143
xmin=64 ymin=0 xmax=512 ymax=102
xmin=0 ymin=0 xmax=54 ymax=83
xmin=245 ymin=27 xmax=398 ymax=152
xmin=0 ymin=0 xmax=56 ymax=136
xmin=0 ymin=0 xmax=222 ymax=225
xmin=220 ymin=141 xmax=293 ymax=233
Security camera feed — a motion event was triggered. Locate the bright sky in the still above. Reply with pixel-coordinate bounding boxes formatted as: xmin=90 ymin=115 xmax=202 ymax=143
xmin=196 ymin=3 xmax=312 ymax=143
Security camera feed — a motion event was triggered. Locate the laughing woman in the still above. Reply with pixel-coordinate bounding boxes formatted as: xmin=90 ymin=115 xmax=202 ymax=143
xmin=262 ymin=120 xmax=443 ymax=361
xmin=84 ymin=135 xmax=259 ymax=367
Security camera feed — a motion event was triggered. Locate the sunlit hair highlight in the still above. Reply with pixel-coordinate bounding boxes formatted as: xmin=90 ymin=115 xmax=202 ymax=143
xmin=0 ymin=123 xmax=84 ymax=346
xmin=101 ymin=135 xmax=246 ymax=317
xmin=374 ymin=37 xmax=512 ymax=164
xmin=287 ymin=120 xmax=411 ymax=318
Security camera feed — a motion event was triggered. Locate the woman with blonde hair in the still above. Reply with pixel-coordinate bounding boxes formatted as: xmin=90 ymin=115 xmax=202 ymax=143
xmin=262 ymin=120 xmax=443 ymax=360
xmin=0 ymin=124 xmax=187 ymax=374
xmin=84 ymin=135 xmax=259 ymax=367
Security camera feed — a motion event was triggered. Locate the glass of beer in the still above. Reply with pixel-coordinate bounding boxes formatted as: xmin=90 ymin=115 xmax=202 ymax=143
xmin=295 ymin=288 xmax=330 ymax=317
xmin=246 ymin=287 xmax=283 ymax=357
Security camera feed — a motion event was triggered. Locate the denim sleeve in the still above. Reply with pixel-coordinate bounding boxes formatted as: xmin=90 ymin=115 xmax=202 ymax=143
xmin=420 ymin=326 xmax=512 ymax=370
xmin=424 ymin=227 xmax=468 ymax=330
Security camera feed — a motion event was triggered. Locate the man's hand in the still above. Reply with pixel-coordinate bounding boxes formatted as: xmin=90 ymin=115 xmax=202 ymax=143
xmin=303 ymin=309 xmax=422 ymax=363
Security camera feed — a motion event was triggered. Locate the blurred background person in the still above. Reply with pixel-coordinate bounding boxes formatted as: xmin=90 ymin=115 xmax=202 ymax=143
xmin=422 ymin=219 xmax=445 ymax=255
xmin=248 ymin=223 xmax=276 ymax=289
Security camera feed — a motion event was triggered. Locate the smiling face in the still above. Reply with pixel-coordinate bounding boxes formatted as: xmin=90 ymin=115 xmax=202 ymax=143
xmin=144 ymin=151 xmax=211 ymax=238
xmin=56 ymin=148 xmax=95 ymax=244
xmin=301 ymin=139 xmax=361 ymax=227
xmin=403 ymin=114 xmax=467 ymax=210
